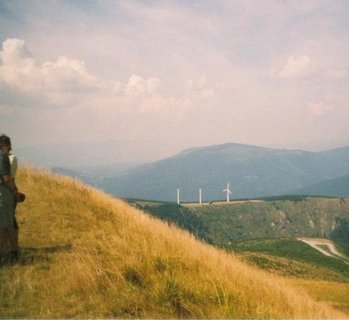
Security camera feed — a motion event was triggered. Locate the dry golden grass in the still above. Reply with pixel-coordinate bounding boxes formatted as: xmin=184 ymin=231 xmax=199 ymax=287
xmin=0 ymin=166 xmax=346 ymax=318
xmin=288 ymin=279 xmax=349 ymax=315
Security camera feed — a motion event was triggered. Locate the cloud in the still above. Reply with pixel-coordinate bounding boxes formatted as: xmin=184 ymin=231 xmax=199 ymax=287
xmin=188 ymin=76 xmax=207 ymax=90
xmin=0 ymin=38 xmax=216 ymax=119
xmin=123 ymin=74 xmax=161 ymax=96
xmin=307 ymin=100 xmax=333 ymax=117
xmin=0 ymin=39 xmax=184 ymax=107
xmin=187 ymin=76 xmax=214 ymax=99
xmin=271 ymin=55 xmax=311 ymax=79
xmin=0 ymin=38 xmax=98 ymax=108
xmin=0 ymin=39 xmax=36 ymax=90
xmin=0 ymin=38 xmax=32 ymax=65
xmin=0 ymin=1 xmax=348 ymax=158
xmin=41 ymin=56 xmax=97 ymax=91
xmin=0 ymin=39 xmax=166 ymax=113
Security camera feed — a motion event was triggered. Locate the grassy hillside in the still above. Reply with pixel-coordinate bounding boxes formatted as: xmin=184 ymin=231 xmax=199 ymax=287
xmin=0 ymin=167 xmax=345 ymax=318
xmin=227 ymin=238 xmax=349 ymax=314
xmin=227 ymin=238 xmax=349 ymax=281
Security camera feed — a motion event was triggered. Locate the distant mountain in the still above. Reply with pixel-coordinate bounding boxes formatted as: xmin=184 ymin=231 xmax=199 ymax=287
xmin=52 ymin=162 xmax=142 ymax=178
xmin=293 ymin=175 xmax=349 ymax=197
xmin=96 ymin=143 xmax=349 ymax=201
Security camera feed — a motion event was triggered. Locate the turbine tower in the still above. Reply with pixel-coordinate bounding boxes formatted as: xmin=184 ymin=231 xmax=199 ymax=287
xmin=199 ymin=188 xmax=202 ymax=204
xmin=177 ymin=188 xmax=180 ymax=205
xmin=223 ymin=183 xmax=232 ymax=202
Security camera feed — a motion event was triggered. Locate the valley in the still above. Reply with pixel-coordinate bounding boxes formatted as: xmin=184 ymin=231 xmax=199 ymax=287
xmin=129 ymin=196 xmax=349 ymax=313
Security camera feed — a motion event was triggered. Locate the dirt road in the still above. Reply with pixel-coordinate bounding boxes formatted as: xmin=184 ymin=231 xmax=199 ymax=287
xmin=298 ymin=238 xmax=349 ymax=264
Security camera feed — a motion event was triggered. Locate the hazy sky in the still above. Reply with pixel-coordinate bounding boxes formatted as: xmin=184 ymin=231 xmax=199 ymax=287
xmin=1 ymin=0 xmax=349 ymax=164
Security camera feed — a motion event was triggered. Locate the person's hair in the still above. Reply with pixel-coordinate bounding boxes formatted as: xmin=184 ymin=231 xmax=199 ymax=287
xmin=0 ymin=134 xmax=11 ymax=148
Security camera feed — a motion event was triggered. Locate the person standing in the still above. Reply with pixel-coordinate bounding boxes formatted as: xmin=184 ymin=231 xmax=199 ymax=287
xmin=9 ymin=141 xmax=21 ymax=259
xmin=9 ymin=146 xmax=19 ymax=252
xmin=0 ymin=134 xmax=18 ymax=262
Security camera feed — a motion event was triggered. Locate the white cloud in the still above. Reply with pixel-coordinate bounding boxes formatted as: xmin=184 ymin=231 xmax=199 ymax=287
xmin=0 ymin=38 xmax=98 ymax=108
xmin=0 ymin=38 xmax=33 ymax=66
xmin=41 ymin=56 xmax=97 ymax=91
xmin=2 ymin=0 xmax=349 ymax=158
xmin=123 ymin=74 xmax=161 ymax=96
xmin=0 ymin=39 xmax=36 ymax=90
xmin=0 ymin=38 xmax=207 ymax=118
xmin=271 ymin=55 xmax=311 ymax=79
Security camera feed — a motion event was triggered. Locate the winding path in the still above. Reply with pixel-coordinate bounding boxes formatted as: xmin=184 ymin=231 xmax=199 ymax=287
xmin=298 ymin=238 xmax=349 ymax=264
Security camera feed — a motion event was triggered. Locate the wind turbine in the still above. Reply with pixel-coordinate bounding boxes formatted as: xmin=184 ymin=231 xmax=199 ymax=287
xmin=223 ymin=183 xmax=232 ymax=202
xmin=177 ymin=188 xmax=180 ymax=205
xmin=199 ymin=188 xmax=202 ymax=204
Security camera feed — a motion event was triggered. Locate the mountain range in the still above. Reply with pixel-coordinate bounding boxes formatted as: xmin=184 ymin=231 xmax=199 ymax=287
xmin=291 ymin=175 xmax=349 ymax=197
xmin=83 ymin=143 xmax=349 ymax=201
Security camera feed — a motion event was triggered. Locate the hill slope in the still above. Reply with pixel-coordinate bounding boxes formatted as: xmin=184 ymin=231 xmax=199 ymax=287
xmin=96 ymin=143 xmax=349 ymax=201
xmin=134 ymin=197 xmax=349 ymax=244
xmin=293 ymin=175 xmax=349 ymax=197
xmin=0 ymin=167 xmax=345 ymax=318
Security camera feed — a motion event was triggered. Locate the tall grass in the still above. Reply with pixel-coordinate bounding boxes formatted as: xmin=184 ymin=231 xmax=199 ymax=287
xmin=289 ymin=279 xmax=349 ymax=315
xmin=0 ymin=166 xmax=345 ymax=318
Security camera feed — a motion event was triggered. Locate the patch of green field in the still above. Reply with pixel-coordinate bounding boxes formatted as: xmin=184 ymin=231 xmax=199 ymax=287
xmin=256 ymin=195 xmax=336 ymax=202
xmin=289 ymin=279 xmax=349 ymax=315
xmin=227 ymin=238 xmax=349 ymax=281
xmin=336 ymin=242 xmax=349 ymax=258
xmin=237 ymin=252 xmax=348 ymax=282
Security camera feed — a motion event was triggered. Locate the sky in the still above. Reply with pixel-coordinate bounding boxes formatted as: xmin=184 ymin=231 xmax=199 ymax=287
xmin=1 ymin=0 xmax=349 ymax=166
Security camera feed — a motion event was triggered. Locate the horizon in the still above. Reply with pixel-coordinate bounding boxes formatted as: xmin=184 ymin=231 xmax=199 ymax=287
xmin=14 ymin=139 xmax=349 ymax=169
xmin=1 ymin=1 xmax=349 ymax=165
